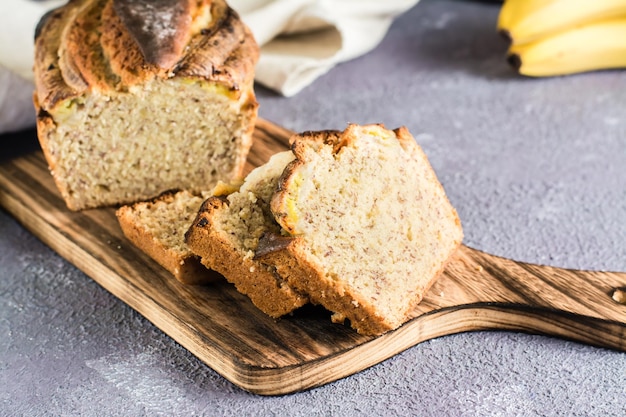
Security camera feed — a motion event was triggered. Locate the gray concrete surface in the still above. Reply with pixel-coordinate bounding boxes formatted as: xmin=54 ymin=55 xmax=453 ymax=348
xmin=2 ymin=0 xmax=625 ymax=415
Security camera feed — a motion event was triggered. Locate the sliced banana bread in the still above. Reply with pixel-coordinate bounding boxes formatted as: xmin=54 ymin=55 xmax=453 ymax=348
xmin=262 ymin=124 xmax=463 ymax=335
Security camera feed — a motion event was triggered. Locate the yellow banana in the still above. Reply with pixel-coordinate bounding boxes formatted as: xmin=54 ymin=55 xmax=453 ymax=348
xmin=498 ymin=0 xmax=626 ymax=45
xmin=507 ymin=18 xmax=626 ymax=76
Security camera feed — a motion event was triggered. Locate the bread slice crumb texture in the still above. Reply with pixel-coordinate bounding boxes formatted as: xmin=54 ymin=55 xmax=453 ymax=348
xmin=116 ymin=190 xmax=216 ymax=285
xmin=215 ymin=151 xmax=295 ymax=258
xmin=185 ymin=151 xmax=308 ymax=317
xmin=124 ymin=190 xmax=208 ymax=256
xmin=45 ymin=78 xmax=251 ymax=210
xmin=271 ymin=124 xmax=463 ymax=334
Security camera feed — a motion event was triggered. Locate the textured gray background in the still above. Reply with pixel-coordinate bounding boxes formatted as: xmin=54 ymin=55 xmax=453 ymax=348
xmin=2 ymin=0 xmax=626 ymax=416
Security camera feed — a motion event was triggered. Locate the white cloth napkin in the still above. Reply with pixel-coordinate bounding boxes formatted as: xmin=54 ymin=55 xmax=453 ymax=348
xmin=0 ymin=0 xmax=418 ymax=134
xmin=229 ymin=0 xmax=419 ymax=97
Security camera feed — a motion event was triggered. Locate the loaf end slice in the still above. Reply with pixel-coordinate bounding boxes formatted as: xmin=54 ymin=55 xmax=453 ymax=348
xmin=266 ymin=124 xmax=463 ymax=335
xmin=116 ymin=190 xmax=217 ymax=285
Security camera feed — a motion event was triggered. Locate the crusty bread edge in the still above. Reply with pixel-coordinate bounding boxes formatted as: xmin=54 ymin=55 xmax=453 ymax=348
xmin=33 ymin=95 xmax=82 ymax=210
xmin=115 ymin=193 xmax=218 ymax=285
xmin=184 ymin=197 xmax=308 ymax=318
xmin=260 ymin=218 xmax=462 ymax=336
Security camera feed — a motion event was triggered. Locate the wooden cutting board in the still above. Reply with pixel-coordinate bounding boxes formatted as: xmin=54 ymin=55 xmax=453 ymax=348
xmin=1 ymin=119 xmax=625 ymax=396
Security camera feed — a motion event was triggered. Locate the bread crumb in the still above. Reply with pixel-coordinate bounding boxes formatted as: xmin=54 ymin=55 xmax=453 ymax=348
xmin=612 ymin=288 xmax=626 ymax=305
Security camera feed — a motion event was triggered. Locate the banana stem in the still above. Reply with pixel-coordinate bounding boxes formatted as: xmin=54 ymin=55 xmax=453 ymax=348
xmin=506 ymin=53 xmax=522 ymax=72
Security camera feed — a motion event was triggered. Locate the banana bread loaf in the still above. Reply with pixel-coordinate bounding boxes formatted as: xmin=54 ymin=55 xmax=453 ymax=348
xmin=33 ymin=0 xmax=259 ymax=210
xmin=185 ymin=151 xmax=309 ymax=317
xmin=262 ymin=124 xmax=463 ymax=335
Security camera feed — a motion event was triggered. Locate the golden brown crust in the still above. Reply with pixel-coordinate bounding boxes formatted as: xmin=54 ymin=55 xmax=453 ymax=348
xmin=99 ymin=0 xmax=155 ymax=87
xmin=116 ymin=191 xmax=219 ymax=285
xmin=32 ymin=94 xmax=70 ymax=208
xmin=185 ymin=198 xmax=309 ymax=318
xmin=34 ymin=1 xmax=85 ymax=108
xmin=66 ymin=0 xmax=121 ymax=91
xmin=289 ymin=129 xmax=343 ymax=156
xmin=272 ymin=129 xmax=343 ymax=233
xmin=174 ymin=6 xmax=255 ymax=88
xmin=34 ymin=0 xmax=259 ymax=111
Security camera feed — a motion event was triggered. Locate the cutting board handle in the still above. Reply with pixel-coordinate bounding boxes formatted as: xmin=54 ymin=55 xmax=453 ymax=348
xmin=415 ymin=245 xmax=626 ymax=351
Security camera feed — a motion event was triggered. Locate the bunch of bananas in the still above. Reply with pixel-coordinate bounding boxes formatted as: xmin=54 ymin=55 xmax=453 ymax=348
xmin=497 ymin=0 xmax=626 ymax=76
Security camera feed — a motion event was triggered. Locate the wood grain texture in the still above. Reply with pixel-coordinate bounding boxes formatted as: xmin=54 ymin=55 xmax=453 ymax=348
xmin=1 ymin=119 xmax=625 ymax=395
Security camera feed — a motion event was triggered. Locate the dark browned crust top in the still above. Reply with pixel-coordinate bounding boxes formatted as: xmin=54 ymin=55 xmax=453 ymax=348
xmin=112 ymin=0 xmax=194 ymax=69
xmin=34 ymin=0 xmax=259 ymax=111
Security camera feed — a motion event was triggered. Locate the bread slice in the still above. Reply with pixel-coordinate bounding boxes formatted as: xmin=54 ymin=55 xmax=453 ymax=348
xmin=261 ymin=124 xmax=463 ymax=335
xmin=116 ymin=190 xmax=217 ymax=285
xmin=33 ymin=0 xmax=258 ymax=210
xmin=185 ymin=151 xmax=309 ymax=318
